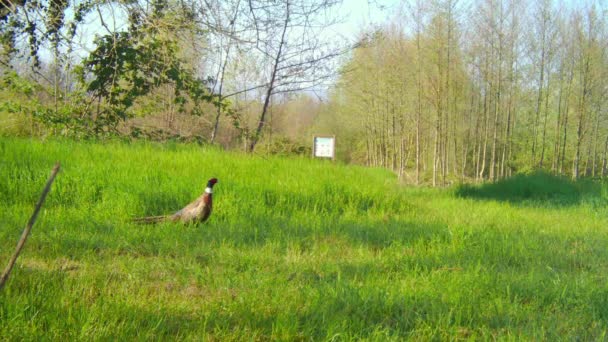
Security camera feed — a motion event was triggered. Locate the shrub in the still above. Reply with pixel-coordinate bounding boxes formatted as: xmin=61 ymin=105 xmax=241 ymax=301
xmin=454 ymin=171 xmax=592 ymax=205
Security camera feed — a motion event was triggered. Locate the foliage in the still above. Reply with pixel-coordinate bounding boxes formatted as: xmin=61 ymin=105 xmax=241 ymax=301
xmin=0 ymin=0 xmax=75 ymax=67
xmin=2 ymin=138 xmax=608 ymax=339
xmin=75 ymin=4 xmax=218 ymax=136
xmin=0 ymin=71 xmax=44 ymax=136
xmin=0 ymin=0 xmax=225 ymax=139
xmin=0 ymin=71 xmax=99 ymax=138
xmin=255 ymin=135 xmax=311 ymax=157
xmin=127 ymin=126 xmax=206 ymax=144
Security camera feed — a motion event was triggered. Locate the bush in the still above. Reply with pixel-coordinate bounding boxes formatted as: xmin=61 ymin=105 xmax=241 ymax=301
xmin=256 ymin=136 xmax=311 ymax=157
xmin=453 ymin=171 xmax=595 ymax=205
xmin=0 ymin=71 xmax=45 ymax=136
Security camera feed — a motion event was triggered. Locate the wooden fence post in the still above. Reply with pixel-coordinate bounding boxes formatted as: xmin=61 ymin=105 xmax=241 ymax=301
xmin=0 ymin=163 xmax=61 ymax=291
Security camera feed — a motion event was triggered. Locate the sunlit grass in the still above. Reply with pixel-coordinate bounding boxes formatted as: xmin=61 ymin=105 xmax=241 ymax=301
xmin=1 ymin=137 xmax=608 ymax=340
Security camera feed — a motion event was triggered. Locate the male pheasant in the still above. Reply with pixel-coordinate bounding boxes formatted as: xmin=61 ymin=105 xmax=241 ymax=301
xmin=133 ymin=178 xmax=218 ymax=224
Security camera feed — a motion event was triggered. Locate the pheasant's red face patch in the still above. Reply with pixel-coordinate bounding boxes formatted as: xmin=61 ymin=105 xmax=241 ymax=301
xmin=208 ymin=178 xmax=218 ymax=185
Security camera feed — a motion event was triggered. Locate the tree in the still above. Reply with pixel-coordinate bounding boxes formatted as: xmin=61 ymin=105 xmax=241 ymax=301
xmin=202 ymin=0 xmax=244 ymax=143
xmin=242 ymin=0 xmax=345 ymax=152
xmin=75 ymin=0 xmax=217 ymax=135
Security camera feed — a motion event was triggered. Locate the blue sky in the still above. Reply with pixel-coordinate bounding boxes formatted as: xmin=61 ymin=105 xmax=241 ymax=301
xmin=330 ymin=0 xmax=399 ymax=41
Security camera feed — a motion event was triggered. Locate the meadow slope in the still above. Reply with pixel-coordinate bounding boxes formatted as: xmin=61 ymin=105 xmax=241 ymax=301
xmin=1 ymin=138 xmax=608 ymax=340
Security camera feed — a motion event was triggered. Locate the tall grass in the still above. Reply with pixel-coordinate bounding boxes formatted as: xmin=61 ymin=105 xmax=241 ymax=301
xmin=454 ymin=171 xmax=603 ymax=206
xmin=1 ymin=137 xmax=608 ymax=340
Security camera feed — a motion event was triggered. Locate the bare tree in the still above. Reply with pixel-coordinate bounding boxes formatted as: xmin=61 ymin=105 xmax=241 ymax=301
xmin=202 ymin=0 xmax=244 ymax=144
xmin=243 ymin=0 xmax=345 ymax=152
xmin=404 ymin=0 xmax=428 ymax=185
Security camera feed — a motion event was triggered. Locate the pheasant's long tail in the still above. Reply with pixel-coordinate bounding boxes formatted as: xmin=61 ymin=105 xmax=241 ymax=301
xmin=131 ymin=215 xmax=171 ymax=224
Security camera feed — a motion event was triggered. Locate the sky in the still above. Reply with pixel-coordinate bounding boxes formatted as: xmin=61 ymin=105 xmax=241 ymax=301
xmin=329 ymin=0 xmax=401 ymax=42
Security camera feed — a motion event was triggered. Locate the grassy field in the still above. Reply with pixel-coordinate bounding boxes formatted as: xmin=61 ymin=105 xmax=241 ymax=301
xmin=1 ymin=137 xmax=608 ymax=340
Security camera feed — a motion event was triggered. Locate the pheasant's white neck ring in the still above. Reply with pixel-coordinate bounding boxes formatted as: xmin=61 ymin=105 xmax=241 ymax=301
xmin=205 ymin=187 xmax=213 ymax=194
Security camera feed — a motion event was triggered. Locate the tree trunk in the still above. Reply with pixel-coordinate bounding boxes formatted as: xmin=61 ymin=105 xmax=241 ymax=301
xmin=552 ymin=62 xmax=565 ymax=173
xmin=560 ymin=61 xmax=574 ymax=174
xmin=532 ymin=30 xmax=547 ymax=167
xmin=538 ymin=74 xmax=551 ymax=168
xmin=248 ymin=2 xmax=290 ymax=153
xmin=602 ymin=135 xmax=608 ymax=177
xmin=573 ymin=51 xmax=591 ymax=179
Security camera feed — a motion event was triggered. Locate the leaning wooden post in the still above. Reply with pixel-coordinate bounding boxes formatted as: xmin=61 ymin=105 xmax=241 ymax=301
xmin=0 ymin=163 xmax=60 ymax=291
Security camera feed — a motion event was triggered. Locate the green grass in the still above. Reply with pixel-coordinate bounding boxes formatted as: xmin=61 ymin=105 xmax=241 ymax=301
xmin=454 ymin=171 xmax=602 ymax=206
xmin=1 ymin=137 xmax=608 ymax=340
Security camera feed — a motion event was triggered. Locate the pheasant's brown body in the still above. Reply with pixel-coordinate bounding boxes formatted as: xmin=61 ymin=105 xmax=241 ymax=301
xmin=133 ymin=178 xmax=217 ymax=224
xmin=171 ymin=191 xmax=212 ymax=223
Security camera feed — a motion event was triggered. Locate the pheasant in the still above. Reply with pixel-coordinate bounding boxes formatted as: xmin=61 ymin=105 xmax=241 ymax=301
xmin=133 ymin=178 xmax=218 ymax=224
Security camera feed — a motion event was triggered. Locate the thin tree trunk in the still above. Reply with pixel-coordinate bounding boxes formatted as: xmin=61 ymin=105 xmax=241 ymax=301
xmin=532 ymin=37 xmax=547 ymax=167
xmin=539 ymin=74 xmax=551 ymax=168
xmin=574 ymin=54 xmax=590 ymax=179
xmin=490 ymin=46 xmax=502 ymax=181
xmin=591 ymin=107 xmax=600 ymax=177
xmin=479 ymin=52 xmax=491 ymax=181
xmin=560 ymin=61 xmax=574 ymax=174
xmin=210 ymin=0 xmax=242 ymax=144
xmin=502 ymin=73 xmax=514 ymax=179
xmin=444 ymin=4 xmax=452 ymax=186
xmin=602 ymin=135 xmax=608 ymax=177
xmin=248 ymin=1 xmax=290 ymax=153
xmin=552 ymin=62 xmax=565 ymax=173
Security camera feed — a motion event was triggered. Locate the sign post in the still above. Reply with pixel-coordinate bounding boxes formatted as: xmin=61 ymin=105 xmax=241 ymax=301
xmin=312 ymin=135 xmax=336 ymax=161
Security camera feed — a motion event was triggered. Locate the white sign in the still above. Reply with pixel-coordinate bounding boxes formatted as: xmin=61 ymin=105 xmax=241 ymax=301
xmin=313 ymin=136 xmax=335 ymax=159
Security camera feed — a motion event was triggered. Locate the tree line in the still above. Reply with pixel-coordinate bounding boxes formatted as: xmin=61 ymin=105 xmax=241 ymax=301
xmin=323 ymin=0 xmax=608 ymax=184
xmin=2 ymin=0 xmax=607 ymax=185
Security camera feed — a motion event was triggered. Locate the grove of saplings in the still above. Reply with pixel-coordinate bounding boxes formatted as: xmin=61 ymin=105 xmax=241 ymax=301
xmin=327 ymin=1 xmax=608 ymax=185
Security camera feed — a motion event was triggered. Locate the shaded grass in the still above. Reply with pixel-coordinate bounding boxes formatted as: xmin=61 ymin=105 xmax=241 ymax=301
xmin=454 ymin=171 xmax=603 ymax=206
xmin=1 ymin=138 xmax=608 ymax=340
